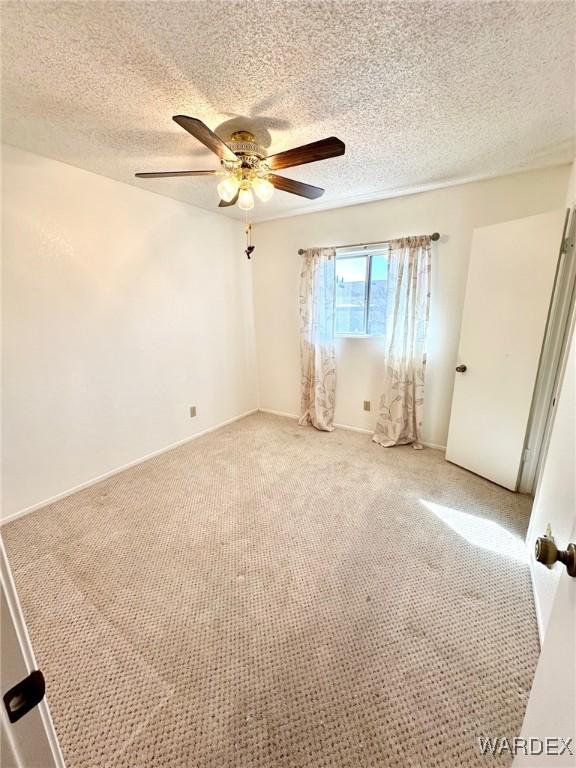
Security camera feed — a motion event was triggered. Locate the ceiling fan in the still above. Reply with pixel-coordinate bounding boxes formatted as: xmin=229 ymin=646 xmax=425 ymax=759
xmin=135 ymin=116 xmax=345 ymax=211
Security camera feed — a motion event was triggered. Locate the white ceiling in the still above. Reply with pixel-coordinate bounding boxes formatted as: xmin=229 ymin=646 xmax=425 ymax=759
xmin=1 ymin=1 xmax=574 ymax=222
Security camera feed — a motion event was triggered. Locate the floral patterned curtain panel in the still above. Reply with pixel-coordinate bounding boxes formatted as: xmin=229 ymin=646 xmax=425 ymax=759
xmin=298 ymin=248 xmax=337 ymax=431
xmin=373 ymin=236 xmax=432 ymax=449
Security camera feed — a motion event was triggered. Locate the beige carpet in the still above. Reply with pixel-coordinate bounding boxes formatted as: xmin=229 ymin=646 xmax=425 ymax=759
xmin=3 ymin=413 xmax=538 ymax=768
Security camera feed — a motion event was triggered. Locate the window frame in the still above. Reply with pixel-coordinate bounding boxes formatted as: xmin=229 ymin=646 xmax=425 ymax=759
xmin=334 ymin=246 xmax=387 ymax=338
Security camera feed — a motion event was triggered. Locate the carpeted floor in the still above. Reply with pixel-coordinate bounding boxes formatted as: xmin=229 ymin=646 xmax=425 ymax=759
xmin=3 ymin=413 xmax=538 ymax=768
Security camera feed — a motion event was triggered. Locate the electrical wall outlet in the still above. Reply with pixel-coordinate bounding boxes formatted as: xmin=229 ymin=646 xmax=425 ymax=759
xmin=363 ymin=400 xmax=371 ymax=412
xmin=190 ymin=406 xmax=197 ymax=418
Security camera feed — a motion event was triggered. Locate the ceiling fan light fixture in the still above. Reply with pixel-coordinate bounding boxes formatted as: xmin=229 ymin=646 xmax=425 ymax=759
xmin=238 ymin=186 xmax=255 ymax=211
xmin=217 ymin=175 xmax=240 ymax=202
xmin=136 ymin=117 xmax=344 ymax=211
xmin=252 ymin=176 xmax=274 ymax=202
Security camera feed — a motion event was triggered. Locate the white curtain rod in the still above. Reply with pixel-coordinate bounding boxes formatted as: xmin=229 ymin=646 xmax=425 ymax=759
xmin=297 ymin=232 xmax=440 ymax=256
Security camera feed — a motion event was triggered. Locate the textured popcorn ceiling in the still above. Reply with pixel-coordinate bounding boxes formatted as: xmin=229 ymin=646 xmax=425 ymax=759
xmin=1 ymin=1 xmax=574 ymax=222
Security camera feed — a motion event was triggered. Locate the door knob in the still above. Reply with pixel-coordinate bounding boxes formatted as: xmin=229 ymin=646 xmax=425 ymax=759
xmin=535 ymin=536 xmax=576 ymax=577
xmin=455 ymin=364 xmax=467 ymax=373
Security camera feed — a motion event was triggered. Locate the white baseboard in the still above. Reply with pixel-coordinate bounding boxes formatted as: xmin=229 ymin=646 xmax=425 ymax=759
xmin=258 ymin=408 xmax=372 ymax=434
xmin=334 ymin=422 xmax=372 ymax=434
xmin=258 ymin=409 xmax=445 ymax=449
xmin=336 ymin=425 xmax=445 ymax=449
xmin=2 ymin=407 xmax=445 ymax=527
xmin=1 ymin=408 xmax=258 ymax=526
xmin=258 ymin=408 xmax=299 ymax=420
xmin=422 ymin=441 xmax=447 ymax=451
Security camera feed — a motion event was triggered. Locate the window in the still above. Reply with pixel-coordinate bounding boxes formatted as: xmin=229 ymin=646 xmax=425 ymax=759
xmin=335 ymin=248 xmax=388 ymax=336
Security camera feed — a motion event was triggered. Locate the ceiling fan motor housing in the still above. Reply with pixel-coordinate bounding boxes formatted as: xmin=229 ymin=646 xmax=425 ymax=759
xmin=227 ymin=131 xmax=266 ymax=161
xmin=135 ymin=116 xmax=343 ymax=205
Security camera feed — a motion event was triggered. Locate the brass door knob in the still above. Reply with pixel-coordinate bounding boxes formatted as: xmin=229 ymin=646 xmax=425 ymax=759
xmin=535 ymin=537 xmax=576 ymax=577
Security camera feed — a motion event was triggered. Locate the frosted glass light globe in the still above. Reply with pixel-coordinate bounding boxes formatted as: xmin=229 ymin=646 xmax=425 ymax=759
xmin=238 ymin=187 xmax=255 ymax=211
xmin=252 ymin=177 xmax=274 ymax=202
xmin=217 ymin=176 xmax=240 ymax=202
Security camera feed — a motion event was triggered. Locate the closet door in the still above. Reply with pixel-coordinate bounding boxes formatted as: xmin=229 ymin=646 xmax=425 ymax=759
xmin=1 ymin=541 xmax=64 ymax=767
xmin=446 ymin=209 xmax=565 ymax=490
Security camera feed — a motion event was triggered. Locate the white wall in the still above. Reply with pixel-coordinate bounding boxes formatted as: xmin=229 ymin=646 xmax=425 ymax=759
xmin=1 ymin=145 xmax=257 ymax=519
xmin=252 ymin=165 xmax=570 ymax=446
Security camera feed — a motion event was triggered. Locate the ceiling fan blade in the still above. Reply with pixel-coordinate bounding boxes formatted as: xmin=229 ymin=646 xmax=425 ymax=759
xmin=266 ymin=137 xmax=345 ymax=170
xmin=135 ymin=170 xmax=218 ymax=178
xmin=269 ymin=174 xmax=324 ymax=199
xmin=218 ymin=191 xmax=240 ymax=207
xmin=173 ymin=116 xmax=238 ymax=162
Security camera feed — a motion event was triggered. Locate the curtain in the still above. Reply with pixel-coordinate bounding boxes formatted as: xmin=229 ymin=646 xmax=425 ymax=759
xmin=298 ymin=247 xmax=337 ymax=431
xmin=373 ymin=236 xmax=432 ymax=449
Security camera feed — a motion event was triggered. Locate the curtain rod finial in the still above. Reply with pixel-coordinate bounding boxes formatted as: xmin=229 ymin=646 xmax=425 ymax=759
xmin=431 ymin=232 xmax=440 ymax=241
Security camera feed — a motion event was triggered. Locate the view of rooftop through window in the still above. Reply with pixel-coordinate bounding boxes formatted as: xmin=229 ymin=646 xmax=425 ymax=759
xmin=335 ymin=249 xmax=388 ymax=335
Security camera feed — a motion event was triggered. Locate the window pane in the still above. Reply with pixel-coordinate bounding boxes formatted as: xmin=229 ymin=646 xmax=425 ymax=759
xmin=335 ymin=256 xmax=367 ymax=334
xmin=367 ymin=253 xmax=388 ymax=336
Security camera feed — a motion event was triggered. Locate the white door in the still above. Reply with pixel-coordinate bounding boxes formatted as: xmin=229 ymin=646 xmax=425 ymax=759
xmin=526 ymin=321 xmax=576 ymax=638
xmin=513 ymin=324 xmax=575 ymax=766
xmin=446 ymin=209 xmax=565 ymax=490
xmin=514 ymin=536 xmax=576 ymax=766
xmin=1 ymin=539 xmax=65 ymax=768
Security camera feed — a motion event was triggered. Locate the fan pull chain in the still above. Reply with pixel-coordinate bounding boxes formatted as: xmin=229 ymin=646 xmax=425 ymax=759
xmin=244 ymin=215 xmax=255 ymax=259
